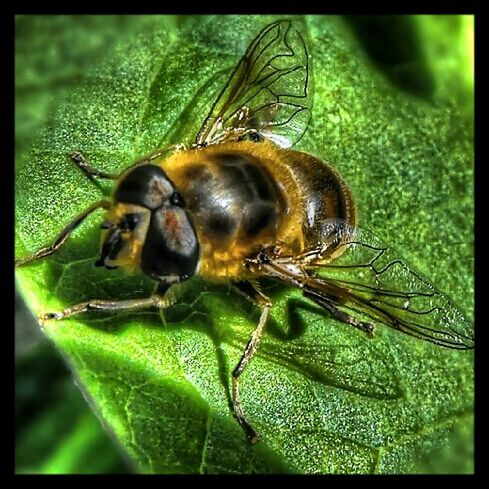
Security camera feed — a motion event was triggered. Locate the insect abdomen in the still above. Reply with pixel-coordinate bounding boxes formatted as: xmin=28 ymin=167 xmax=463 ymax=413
xmin=162 ymin=144 xmax=292 ymax=278
xmin=182 ymin=151 xmax=286 ymax=242
xmin=281 ymin=149 xmax=356 ymax=245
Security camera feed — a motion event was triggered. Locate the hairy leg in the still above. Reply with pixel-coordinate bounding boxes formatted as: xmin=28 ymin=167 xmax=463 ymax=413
xmin=15 ymin=200 xmax=111 ymax=267
xmin=231 ymin=280 xmax=272 ymax=443
xmin=69 ymin=151 xmax=119 ymax=180
xmin=41 ymin=282 xmax=173 ymax=321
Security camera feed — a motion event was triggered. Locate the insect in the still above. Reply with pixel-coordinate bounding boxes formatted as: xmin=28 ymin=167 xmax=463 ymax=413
xmin=15 ymin=20 xmax=474 ymax=444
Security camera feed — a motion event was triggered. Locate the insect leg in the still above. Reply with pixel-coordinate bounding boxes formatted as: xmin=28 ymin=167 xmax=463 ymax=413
xmin=41 ymin=282 xmax=173 ymax=321
xmin=231 ymin=281 xmax=272 ymax=444
xmin=69 ymin=151 xmax=119 ymax=180
xmin=15 ymin=199 xmax=111 ymax=267
xmin=257 ymin=260 xmax=376 ymax=337
xmin=303 ymin=289 xmax=375 ymax=337
xmin=70 ymin=144 xmax=185 ymax=183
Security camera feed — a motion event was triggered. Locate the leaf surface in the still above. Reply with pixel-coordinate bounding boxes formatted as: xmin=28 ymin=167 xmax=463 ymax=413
xmin=15 ymin=15 xmax=473 ymax=473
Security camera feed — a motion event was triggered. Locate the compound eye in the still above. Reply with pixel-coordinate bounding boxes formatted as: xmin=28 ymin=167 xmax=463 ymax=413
xmin=115 ymin=164 xmax=174 ymax=209
xmin=140 ymin=207 xmax=199 ymax=282
xmin=169 ymin=192 xmax=185 ymax=207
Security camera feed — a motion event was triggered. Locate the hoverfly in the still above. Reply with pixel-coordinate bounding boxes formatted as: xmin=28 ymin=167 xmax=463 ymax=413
xmin=15 ymin=20 xmax=474 ymax=444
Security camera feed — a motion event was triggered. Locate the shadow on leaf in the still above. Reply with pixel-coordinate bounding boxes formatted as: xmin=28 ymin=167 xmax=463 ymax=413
xmin=68 ymin=346 xmax=289 ymax=474
xmin=344 ymin=15 xmax=435 ymax=101
xmin=44 ymin=225 xmax=403 ymax=408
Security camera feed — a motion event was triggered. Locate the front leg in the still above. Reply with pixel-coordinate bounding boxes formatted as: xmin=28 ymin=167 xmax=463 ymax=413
xmin=69 ymin=151 xmax=119 ymax=180
xmin=15 ymin=199 xmax=111 ymax=267
xmin=69 ymin=144 xmax=186 ymax=183
xmin=41 ymin=282 xmax=173 ymax=321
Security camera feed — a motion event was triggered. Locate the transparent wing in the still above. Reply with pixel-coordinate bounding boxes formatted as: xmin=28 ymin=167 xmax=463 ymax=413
xmin=195 ymin=20 xmax=312 ymax=148
xmin=263 ymin=224 xmax=474 ymax=350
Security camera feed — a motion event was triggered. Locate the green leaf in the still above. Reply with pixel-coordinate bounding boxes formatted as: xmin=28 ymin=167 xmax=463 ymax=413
xmin=15 ymin=15 xmax=473 ymax=474
xmin=15 ymin=340 xmax=131 ymax=474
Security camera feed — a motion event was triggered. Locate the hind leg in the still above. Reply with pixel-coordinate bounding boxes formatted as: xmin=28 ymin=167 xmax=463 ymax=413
xmin=231 ymin=281 xmax=272 ymax=443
